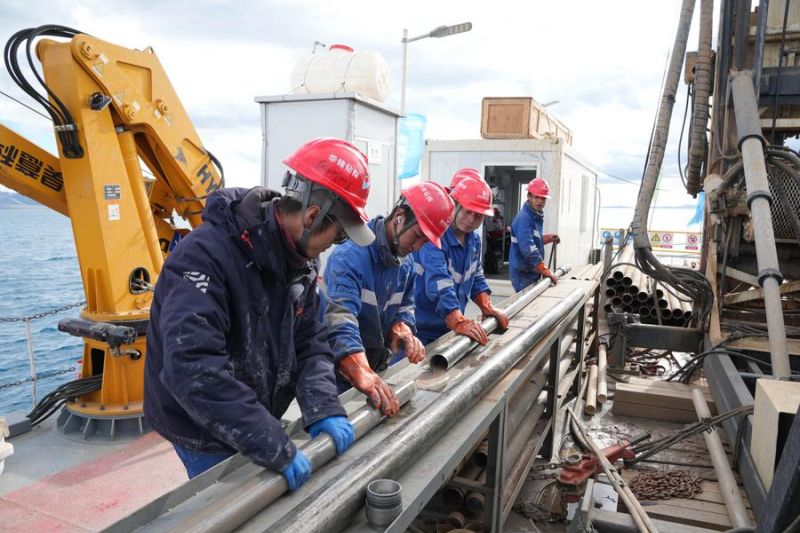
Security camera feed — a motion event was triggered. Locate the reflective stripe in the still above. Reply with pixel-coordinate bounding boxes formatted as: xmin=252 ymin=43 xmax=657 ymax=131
xmin=414 ymin=262 xmax=424 ymax=275
xmin=464 ymin=259 xmax=478 ymax=281
xmin=382 ymin=291 xmax=405 ymax=311
xmin=436 ymin=279 xmax=454 ymax=291
xmin=510 ymin=236 xmax=519 ymax=243
xmin=360 ymin=288 xmax=378 ymax=306
xmin=325 ymin=300 xmax=359 ymax=327
xmin=448 ymin=265 xmax=463 ymax=284
xmin=530 ymin=245 xmax=538 ymax=252
xmin=533 ymin=230 xmax=542 ymax=239
xmin=397 ymin=305 xmax=414 ymax=316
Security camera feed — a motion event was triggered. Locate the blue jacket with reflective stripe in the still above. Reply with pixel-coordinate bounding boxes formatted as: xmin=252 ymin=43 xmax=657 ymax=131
xmin=323 ymin=217 xmax=416 ymax=373
xmin=509 ymin=202 xmax=545 ymax=291
xmin=413 ymin=226 xmax=491 ymax=344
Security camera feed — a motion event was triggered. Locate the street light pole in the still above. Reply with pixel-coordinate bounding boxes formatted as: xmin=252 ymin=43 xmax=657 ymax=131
xmin=399 ymin=22 xmax=472 ymax=115
xmin=401 ymin=29 xmax=409 ymax=114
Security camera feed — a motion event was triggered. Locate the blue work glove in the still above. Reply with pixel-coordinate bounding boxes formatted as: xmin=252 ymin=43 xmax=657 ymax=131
xmin=308 ymin=415 xmax=355 ymax=455
xmin=281 ymin=450 xmax=311 ymax=491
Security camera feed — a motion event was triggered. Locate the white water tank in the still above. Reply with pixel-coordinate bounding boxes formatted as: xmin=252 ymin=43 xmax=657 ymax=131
xmin=290 ymin=44 xmax=390 ymax=102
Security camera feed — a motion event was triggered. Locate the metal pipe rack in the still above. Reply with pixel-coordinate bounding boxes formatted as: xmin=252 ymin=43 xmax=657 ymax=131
xmin=106 ymin=272 xmax=597 ymax=533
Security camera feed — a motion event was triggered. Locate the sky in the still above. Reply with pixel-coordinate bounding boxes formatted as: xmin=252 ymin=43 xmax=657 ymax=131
xmin=0 ymin=0 xmax=713 ymax=230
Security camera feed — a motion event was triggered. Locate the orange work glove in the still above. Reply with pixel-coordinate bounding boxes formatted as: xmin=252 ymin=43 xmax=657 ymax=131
xmin=535 ymin=262 xmax=558 ymax=285
xmin=473 ymin=292 xmax=509 ymax=330
xmin=543 ymin=234 xmax=561 ymax=245
xmin=389 ymin=322 xmax=426 ymax=364
xmin=339 ymin=352 xmax=400 ymax=416
xmin=444 ymin=309 xmax=489 ymax=346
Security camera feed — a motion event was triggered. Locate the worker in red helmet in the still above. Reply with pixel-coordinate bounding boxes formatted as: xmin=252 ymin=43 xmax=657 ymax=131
xmin=448 ymin=167 xmax=482 ymax=192
xmin=323 ymin=182 xmax=454 ymax=416
xmin=509 ymin=177 xmax=560 ymax=291
xmin=414 ymin=171 xmax=509 ymax=346
xmin=145 ymin=138 xmax=373 ymax=488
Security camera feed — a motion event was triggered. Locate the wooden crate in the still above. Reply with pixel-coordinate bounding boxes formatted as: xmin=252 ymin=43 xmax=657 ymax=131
xmin=612 ymin=378 xmax=716 ymax=423
xmin=480 ymin=97 xmax=573 ymax=144
xmin=752 ymin=380 xmax=800 ymax=490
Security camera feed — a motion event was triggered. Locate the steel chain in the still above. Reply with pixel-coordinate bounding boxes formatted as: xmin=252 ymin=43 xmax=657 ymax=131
xmin=0 ymin=301 xmax=86 ymax=323
xmin=0 ymin=366 xmax=77 ymax=391
xmin=629 ymin=470 xmax=703 ymax=500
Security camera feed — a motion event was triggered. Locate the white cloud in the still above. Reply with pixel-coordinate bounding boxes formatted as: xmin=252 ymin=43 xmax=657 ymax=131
xmin=0 ymin=0 xmax=713 ymax=200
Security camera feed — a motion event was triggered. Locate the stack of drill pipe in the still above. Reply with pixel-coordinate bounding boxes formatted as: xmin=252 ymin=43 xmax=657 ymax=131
xmin=466 ymin=469 xmax=487 ymax=514
xmin=584 ymin=364 xmax=599 ymax=415
xmin=601 ymin=255 xmax=700 ymax=325
xmin=441 ymin=440 xmax=488 ymax=510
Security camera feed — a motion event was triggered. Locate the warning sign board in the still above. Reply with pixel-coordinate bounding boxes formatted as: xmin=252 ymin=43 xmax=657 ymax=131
xmin=600 ymin=228 xmax=702 ymax=255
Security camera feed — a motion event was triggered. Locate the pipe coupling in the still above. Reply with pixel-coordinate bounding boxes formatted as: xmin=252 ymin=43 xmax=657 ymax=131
xmin=758 ymin=268 xmax=783 ymax=287
xmin=746 ymin=189 xmax=773 ymax=209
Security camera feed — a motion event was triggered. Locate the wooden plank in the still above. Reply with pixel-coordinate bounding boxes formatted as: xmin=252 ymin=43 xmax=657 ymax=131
xmin=614 ymin=383 xmax=717 ymax=414
xmin=706 ymin=239 xmax=723 ymax=344
xmin=632 ymin=501 xmax=735 ymax=530
xmin=723 ymin=279 xmax=800 ymax=305
xmin=723 ymin=335 xmax=800 ymax=356
xmin=613 ymin=401 xmax=709 ymax=423
xmin=621 ymin=472 xmax=753 ymax=509
xmin=625 ymin=376 xmax=712 ymax=395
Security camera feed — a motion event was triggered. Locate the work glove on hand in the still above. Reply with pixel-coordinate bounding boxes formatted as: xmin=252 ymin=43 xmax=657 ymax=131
xmin=543 ymin=234 xmax=561 ymax=245
xmin=308 ymin=415 xmax=355 ymax=455
xmin=535 ymin=262 xmax=558 ymax=285
xmin=473 ymin=292 xmax=509 ymax=330
xmin=444 ymin=309 xmax=489 ymax=346
xmin=389 ymin=321 xmax=426 ymax=364
xmin=339 ymin=352 xmax=400 ymax=416
xmin=281 ymin=450 xmax=311 ymax=491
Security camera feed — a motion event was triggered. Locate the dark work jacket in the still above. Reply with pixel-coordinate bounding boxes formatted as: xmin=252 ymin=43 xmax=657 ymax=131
xmin=144 ymin=187 xmax=345 ymax=472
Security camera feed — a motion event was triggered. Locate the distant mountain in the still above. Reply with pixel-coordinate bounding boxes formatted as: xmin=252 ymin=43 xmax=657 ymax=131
xmin=0 ymin=191 xmax=40 ymax=208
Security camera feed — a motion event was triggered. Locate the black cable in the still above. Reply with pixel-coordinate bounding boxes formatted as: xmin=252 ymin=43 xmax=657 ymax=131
xmin=678 ymin=84 xmax=693 ymax=189
xmin=26 ymin=374 xmax=102 ymax=426
xmin=207 ymin=149 xmax=225 ymax=189
xmin=4 ymin=25 xmax=86 ymax=158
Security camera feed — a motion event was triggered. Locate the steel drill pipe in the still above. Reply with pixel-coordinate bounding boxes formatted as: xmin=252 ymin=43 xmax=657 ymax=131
xmin=430 ymin=266 xmax=571 ymax=369
xmin=271 ymin=289 xmax=586 ymax=533
xmin=503 ymin=398 xmax=546 ymax=479
xmin=169 ymin=382 xmax=417 ymax=533
xmin=730 ymin=71 xmax=791 ymax=377
xmin=597 ymin=344 xmax=608 ymax=403
xmin=691 ymin=389 xmax=752 ymax=528
xmin=584 ymin=364 xmax=599 ymax=415
xmin=466 ymin=469 xmax=487 ymax=513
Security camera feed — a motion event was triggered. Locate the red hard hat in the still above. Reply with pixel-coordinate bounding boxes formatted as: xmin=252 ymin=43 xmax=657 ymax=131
xmin=401 ymin=182 xmax=454 ymax=249
xmin=451 ymin=176 xmax=494 ymax=216
xmin=527 ymin=177 xmax=551 ymax=198
xmin=449 ymin=168 xmax=482 ymax=190
xmin=283 ymin=138 xmax=371 ymax=222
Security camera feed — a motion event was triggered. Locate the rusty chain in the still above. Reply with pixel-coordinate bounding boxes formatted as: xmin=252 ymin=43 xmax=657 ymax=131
xmin=629 ymin=470 xmax=703 ymax=500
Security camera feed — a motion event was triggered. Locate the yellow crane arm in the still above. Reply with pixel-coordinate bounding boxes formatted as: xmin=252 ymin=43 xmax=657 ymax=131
xmin=0 ymin=123 xmax=68 ymax=215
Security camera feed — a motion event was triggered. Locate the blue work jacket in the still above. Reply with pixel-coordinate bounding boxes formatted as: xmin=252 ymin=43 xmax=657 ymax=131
xmin=323 ymin=217 xmax=416 ymax=375
xmin=413 ymin=226 xmax=491 ymax=344
xmin=144 ymin=187 xmax=345 ymax=473
xmin=509 ymin=202 xmax=545 ymax=292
